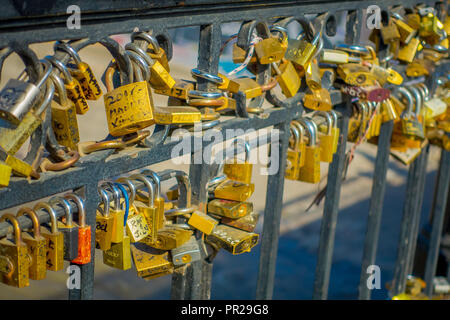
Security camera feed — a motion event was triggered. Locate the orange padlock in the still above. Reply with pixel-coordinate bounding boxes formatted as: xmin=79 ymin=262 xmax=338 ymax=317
xmin=65 ymin=193 xmax=91 ymax=265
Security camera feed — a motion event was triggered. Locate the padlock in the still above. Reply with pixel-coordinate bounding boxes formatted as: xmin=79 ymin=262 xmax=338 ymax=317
xmin=205 ymin=224 xmax=259 ymax=255
xmin=406 ymin=59 xmax=435 ymax=77
xmin=187 ymin=211 xmax=218 ymax=235
xmin=285 ymin=30 xmax=321 ymax=73
xmin=131 ymin=32 xmax=171 ymax=72
xmin=213 ymin=179 xmax=255 ymax=202
xmin=337 ymin=64 xmax=377 ymax=86
xmin=131 ymin=242 xmax=173 ymax=279
xmin=223 ymin=139 xmax=253 ymax=184
xmin=347 ymin=103 xmax=365 ymax=143
xmin=397 ymin=37 xmax=421 ymax=63
xmin=33 ymin=202 xmax=64 ymax=272
xmin=149 ymin=225 xmax=192 ymax=250
xmin=103 ymin=60 xmax=155 ymax=137
xmin=234 ymin=78 xmax=262 ymax=99
xmin=131 ymin=174 xmax=161 ymax=244
xmin=285 ymin=123 xmax=304 ymax=180
xmin=65 ymin=193 xmax=91 ymax=265
xmin=126 ymin=43 xmax=175 ymax=91
xmin=367 ymin=63 xmax=403 ymax=86
xmin=0 ymin=57 xmax=53 ymax=125
xmin=154 ymin=106 xmax=201 ymax=125
xmin=313 ymin=111 xmax=335 ymax=163
xmin=154 ymin=78 xmax=195 ymax=100
xmin=95 ymin=188 xmax=115 ymax=251
xmin=320 ymin=49 xmax=361 ymax=64
xmin=381 ymin=98 xmax=400 ymax=122
xmin=0 ymin=214 xmax=29 ymax=288
xmin=419 ymin=13 xmax=443 ymax=43
xmin=271 ymin=59 xmax=301 ymax=98
xmin=191 ymin=69 xmax=240 ymax=94
xmin=340 ymin=84 xmax=390 ymax=102
xmin=207 ymin=199 xmax=252 ymax=219
xmin=0 ymin=61 xmax=55 ymax=155
xmin=254 ymin=26 xmax=288 ymax=64
xmin=171 ymin=236 xmax=201 ymax=267
xmin=380 ymin=19 xmax=401 ymax=44
xmin=220 ymin=211 xmax=260 ymax=233
xmin=55 ymin=41 xmax=102 ymax=100
xmin=50 ymin=71 xmax=80 ymax=150
xmin=399 ymin=87 xmax=425 ymax=141
xmin=16 ymin=208 xmax=47 ymax=280
xmin=303 ymin=88 xmax=332 ymax=111
xmin=297 ymin=118 xmax=321 ymax=183
xmin=329 ymin=110 xmax=340 ymax=154
xmin=305 ymin=59 xmax=322 ymax=90
xmin=46 ymin=56 xmax=89 ymax=115
xmin=50 ymin=196 xmax=79 ymax=261
xmin=405 ymin=13 xmax=422 ymax=30
xmin=0 ymin=161 xmax=12 ymax=187
xmin=391 ymin=14 xmax=417 ymax=44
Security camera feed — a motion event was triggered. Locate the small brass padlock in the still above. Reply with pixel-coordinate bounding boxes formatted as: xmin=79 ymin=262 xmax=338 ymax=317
xmin=297 ymin=118 xmax=321 ymax=184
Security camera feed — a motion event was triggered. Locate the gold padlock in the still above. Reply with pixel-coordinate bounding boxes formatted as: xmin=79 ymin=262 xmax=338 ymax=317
xmin=313 ymin=111 xmax=335 ymax=163
xmin=271 ymin=59 xmax=301 ymax=98
xmin=297 ymin=118 xmax=321 ymax=183
xmin=285 ymin=123 xmax=304 ymax=180
xmin=207 ymin=199 xmax=252 ymax=219
xmin=223 ymin=139 xmax=253 ymax=184
xmin=254 ymin=27 xmax=288 ymax=64
xmin=131 ymin=242 xmax=173 ymax=278
xmin=205 ymin=224 xmax=259 ymax=255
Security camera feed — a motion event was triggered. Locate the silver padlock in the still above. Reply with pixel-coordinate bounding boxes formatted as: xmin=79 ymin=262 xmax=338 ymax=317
xmin=0 ymin=61 xmax=52 ymax=125
xmin=170 ymin=236 xmax=201 ymax=267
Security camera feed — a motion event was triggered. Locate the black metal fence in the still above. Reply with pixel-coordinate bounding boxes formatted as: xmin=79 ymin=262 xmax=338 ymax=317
xmin=0 ymin=0 xmax=448 ymax=300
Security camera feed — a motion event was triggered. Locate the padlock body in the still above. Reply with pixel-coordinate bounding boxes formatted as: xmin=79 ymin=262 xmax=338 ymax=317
xmin=103 ymin=235 xmax=132 ymax=270
xmin=154 ymin=106 xmax=201 ymax=124
xmin=58 ymin=222 xmax=79 ymax=261
xmin=170 ymin=236 xmax=201 ymax=266
xmin=69 ymin=62 xmax=102 ymax=100
xmin=220 ymin=211 xmax=260 ymax=233
xmin=22 ymin=233 xmax=47 ymax=280
xmin=297 ymin=145 xmax=321 ymax=183
xmin=0 ymin=111 xmax=41 ymax=155
xmin=207 ymin=199 xmax=252 ymax=219
xmin=205 ymin=224 xmax=259 ymax=255
xmin=51 ymin=101 xmax=80 ymax=150
xmin=0 ymin=239 xmax=29 ymax=288
xmin=0 ymin=79 xmax=40 ymax=125
xmin=147 ymin=227 xmax=192 ymax=250
xmin=40 ymin=227 xmax=64 ymax=271
xmin=126 ymin=210 xmax=151 ymax=242
xmin=213 ymin=179 xmax=255 ymax=202
xmin=223 ymin=162 xmax=253 ymax=184
xmin=0 ymin=162 xmax=12 ymax=187
xmin=110 ymin=210 xmax=125 ymax=244
xmin=104 ymin=81 xmax=155 ymax=136
xmin=65 ymin=80 xmax=89 ymax=115
xmin=71 ymin=226 xmax=91 ymax=265
xmin=131 ymin=242 xmax=173 ymax=278
xmin=95 ymin=213 xmax=114 ymax=251
xmin=187 ymin=211 xmax=218 ymax=235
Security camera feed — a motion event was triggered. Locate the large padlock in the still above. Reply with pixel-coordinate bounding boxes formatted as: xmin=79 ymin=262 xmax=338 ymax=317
xmin=34 ymin=202 xmax=64 ymax=272
xmin=46 ymin=56 xmax=89 ymax=115
xmin=65 ymin=194 xmax=91 ymax=265
xmin=0 ymin=61 xmax=55 ymax=155
xmin=0 ymin=214 xmax=29 ymax=288
xmin=0 ymin=57 xmax=52 ymax=125
xmin=16 ymin=208 xmax=47 ymax=280
xmin=50 ymin=71 xmax=80 ymax=150
xmin=55 ymin=41 xmax=102 ymax=100
xmin=50 ymin=196 xmax=79 ymax=261
xmin=297 ymin=118 xmax=321 ymax=183
xmin=103 ymin=59 xmax=155 ymax=137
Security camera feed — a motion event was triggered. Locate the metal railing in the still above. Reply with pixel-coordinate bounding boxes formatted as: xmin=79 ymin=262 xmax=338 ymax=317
xmin=0 ymin=0 xmax=448 ymax=300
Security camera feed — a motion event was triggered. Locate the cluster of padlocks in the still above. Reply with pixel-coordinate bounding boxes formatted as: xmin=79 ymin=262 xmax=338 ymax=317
xmin=0 ymin=4 xmax=448 ymax=296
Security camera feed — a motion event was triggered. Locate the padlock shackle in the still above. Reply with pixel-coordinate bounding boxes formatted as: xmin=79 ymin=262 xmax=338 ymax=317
xmin=289 ymin=123 xmax=301 ymax=149
xmin=416 ymin=83 xmax=429 ymax=101
xmin=269 ymin=25 xmax=288 ymax=44
xmin=298 ymin=118 xmax=317 ymax=146
xmin=103 ymin=181 xmax=121 ymax=210
xmin=396 ymin=87 xmax=414 ymax=117
xmin=274 ymin=16 xmax=316 ymax=42
xmin=64 ymin=194 xmax=86 ymax=227
xmin=328 ymin=110 xmax=338 ymax=128
xmin=49 ymin=72 xmax=70 ymax=107
xmin=191 ymin=68 xmax=223 ymax=85
xmin=98 ymin=188 xmax=111 ymax=217
xmin=159 ymin=170 xmax=192 ymax=209
xmin=131 ymin=32 xmax=161 ymax=54
xmin=116 ymin=177 xmax=137 ymax=205
xmin=16 ymin=207 xmax=41 ymax=238
xmin=49 ymin=196 xmax=73 ymax=227
xmin=0 ymin=214 xmax=22 ymax=244
xmin=188 ymin=90 xmax=223 ymax=99
xmin=312 ymin=110 xmax=333 ymax=135
xmin=141 ymin=169 xmax=161 ymax=198
xmin=127 ymin=51 xmax=150 ymax=82
xmin=35 ymin=79 xmax=55 ymax=116
xmin=34 ymin=59 xmax=53 ymax=91
xmin=125 ymin=43 xmax=155 ymax=68
xmin=130 ymin=174 xmax=155 ymax=207
xmin=33 ymin=202 xmax=58 ymax=234
xmin=45 ymin=56 xmax=74 ymax=83
xmin=54 ymin=41 xmax=82 ymax=66
xmin=291 ymin=120 xmax=305 ymax=144
xmin=406 ymin=86 xmax=422 ymax=115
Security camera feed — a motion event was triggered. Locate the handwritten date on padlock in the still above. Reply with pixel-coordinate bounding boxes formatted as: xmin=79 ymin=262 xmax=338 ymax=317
xmin=104 ymin=82 xmax=155 ymax=137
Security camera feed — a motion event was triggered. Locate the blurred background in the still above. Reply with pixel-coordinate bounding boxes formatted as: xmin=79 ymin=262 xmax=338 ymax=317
xmin=0 ymin=12 xmax=445 ymax=299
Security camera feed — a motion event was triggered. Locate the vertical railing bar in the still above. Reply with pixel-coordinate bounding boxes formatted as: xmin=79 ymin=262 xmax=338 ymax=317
xmin=312 ymin=104 xmax=350 ymax=300
xmin=255 ymin=121 xmax=290 ymax=300
xmin=170 ymin=22 xmax=222 ymax=300
xmin=390 ymin=150 xmax=425 ymax=296
xmin=405 ymin=146 xmax=430 ymax=276
xmin=424 ymin=150 xmax=450 ymax=297
xmin=358 ymin=120 xmax=394 ymax=300
xmin=68 ymin=183 xmax=99 ymax=300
